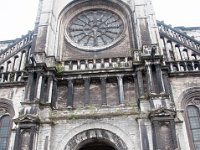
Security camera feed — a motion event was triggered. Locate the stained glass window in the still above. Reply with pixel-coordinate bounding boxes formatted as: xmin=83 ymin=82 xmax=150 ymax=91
xmin=0 ymin=115 xmax=11 ymax=150
xmin=187 ymin=105 xmax=200 ymax=150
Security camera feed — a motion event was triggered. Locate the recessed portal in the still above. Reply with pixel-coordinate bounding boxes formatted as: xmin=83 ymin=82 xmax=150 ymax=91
xmin=79 ymin=140 xmax=116 ymax=150
xmin=65 ymin=129 xmax=128 ymax=150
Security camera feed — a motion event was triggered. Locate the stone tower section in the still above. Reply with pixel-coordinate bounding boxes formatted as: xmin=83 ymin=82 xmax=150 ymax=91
xmin=32 ymin=0 xmax=161 ymax=62
xmin=3 ymin=0 xmax=190 ymax=149
xmin=22 ymin=0 xmax=174 ymax=150
xmin=1 ymin=0 xmax=200 ymax=149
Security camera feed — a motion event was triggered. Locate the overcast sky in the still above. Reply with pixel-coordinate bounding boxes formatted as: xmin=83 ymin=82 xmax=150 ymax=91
xmin=0 ymin=0 xmax=199 ymax=41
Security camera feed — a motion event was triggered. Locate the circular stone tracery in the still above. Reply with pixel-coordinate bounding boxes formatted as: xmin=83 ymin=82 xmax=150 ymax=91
xmin=66 ymin=9 xmax=124 ymax=51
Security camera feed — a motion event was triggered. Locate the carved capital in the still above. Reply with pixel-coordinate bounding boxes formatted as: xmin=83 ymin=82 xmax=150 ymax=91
xmin=149 ymin=107 xmax=176 ymax=119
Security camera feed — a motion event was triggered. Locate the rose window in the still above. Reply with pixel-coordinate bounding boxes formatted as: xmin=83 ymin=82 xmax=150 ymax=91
xmin=66 ymin=9 xmax=124 ymax=51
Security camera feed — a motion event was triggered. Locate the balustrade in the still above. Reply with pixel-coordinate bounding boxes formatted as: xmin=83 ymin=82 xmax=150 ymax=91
xmin=62 ymin=57 xmax=132 ymax=72
xmin=167 ymin=60 xmax=200 ymax=72
xmin=0 ymin=32 xmax=33 ymax=63
xmin=0 ymin=71 xmax=24 ymax=83
xmin=157 ymin=21 xmax=200 ymax=52
xmin=161 ymin=37 xmax=200 ymax=62
xmin=159 ymin=23 xmax=200 ymax=73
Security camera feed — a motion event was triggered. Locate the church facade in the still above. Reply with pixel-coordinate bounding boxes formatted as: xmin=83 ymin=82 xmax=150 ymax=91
xmin=0 ymin=0 xmax=200 ymax=149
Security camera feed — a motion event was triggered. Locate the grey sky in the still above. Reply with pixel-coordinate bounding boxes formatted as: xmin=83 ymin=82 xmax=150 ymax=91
xmin=0 ymin=0 xmax=199 ymax=41
xmin=153 ymin=0 xmax=200 ymax=27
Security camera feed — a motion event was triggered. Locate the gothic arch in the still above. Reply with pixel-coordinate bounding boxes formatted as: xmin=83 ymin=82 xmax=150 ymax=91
xmin=177 ymin=87 xmax=200 ymax=109
xmin=178 ymin=87 xmax=200 ymax=149
xmin=56 ymin=122 xmax=134 ymax=150
xmin=0 ymin=98 xmax=15 ymax=150
xmin=65 ymin=129 xmax=127 ymax=150
xmin=0 ymin=98 xmax=15 ymax=117
xmin=55 ymin=0 xmax=136 ymax=59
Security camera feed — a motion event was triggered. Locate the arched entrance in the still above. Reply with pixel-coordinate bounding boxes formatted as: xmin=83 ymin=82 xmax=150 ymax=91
xmin=64 ymin=129 xmax=128 ymax=150
xmin=79 ymin=139 xmax=116 ymax=150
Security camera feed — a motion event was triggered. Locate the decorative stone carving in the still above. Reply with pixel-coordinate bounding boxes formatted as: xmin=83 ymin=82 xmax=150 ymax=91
xmin=0 ymin=98 xmax=15 ymax=117
xmin=192 ymin=98 xmax=200 ymax=105
xmin=64 ymin=129 xmax=128 ymax=150
xmin=149 ymin=108 xmax=177 ymax=150
xmin=14 ymin=114 xmax=40 ymax=124
xmin=149 ymin=107 xmax=176 ymax=119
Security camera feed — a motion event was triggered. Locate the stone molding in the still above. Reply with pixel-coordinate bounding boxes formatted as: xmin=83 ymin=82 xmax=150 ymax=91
xmin=56 ymin=122 xmax=135 ymax=150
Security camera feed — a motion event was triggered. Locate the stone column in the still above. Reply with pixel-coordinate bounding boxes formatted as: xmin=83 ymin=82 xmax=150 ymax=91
xmin=117 ymin=75 xmax=125 ymax=105
xmin=67 ymin=78 xmax=74 ymax=107
xmin=169 ymin=42 xmax=177 ymax=61
xmin=178 ymin=46 xmax=183 ymax=60
xmin=177 ymin=62 xmax=181 ymax=71
xmin=117 ymin=58 xmax=120 ymax=67
xmin=40 ymin=76 xmax=46 ymax=102
xmin=101 ymin=58 xmax=104 ymax=68
xmin=100 ymin=77 xmax=107 ymax=105
xmin=51 ymin=79 xmax=57 ymax=108
xmin=69 ymin=61 xmax=73 ymax=70
xmin=77 ymin=60 xmax=80 ymax=70
xmin=93 ymin=59 xmax=96 ymax=69
xmin=47 ymin=76 xmax=53 ymax=103
xmin=155 ymin=65 xmax=165 ymax=94
xmin=163 ymin=38 xmax=171 ymax=61
xmin=125 ymin=57 xmax=128 ymax=67
xmin=12 ymin=57 xmax=16 ymax=71
xmin=136 ymin=69 xmax=144 ymax=98
xmin=34 ymin=72 xmax=43 ymax=100
xmin=184 ymin=62 xmax=188 ymax=71
xmin=191 ymin=62 xmax=195 ymax=71
xmin=84 ymin=77 xmax=90 ymax=105
xmin=109 ymin=58 xmax=112 ymax=68
xmin=186 ymin=49 xmax=190 ymax=60
xmin=1 ymin=73 xmax=4 ymax=82
xmin=172 ymin=43 xmax=180 ymax=61
xmin=19 ymin=52 xmax=26 ymax=71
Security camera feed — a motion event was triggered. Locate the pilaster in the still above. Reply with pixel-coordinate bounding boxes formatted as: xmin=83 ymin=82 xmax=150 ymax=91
xmin=117 ymin=75 xmax=125 ymax=105
xmin=67 ymin=78 xmax=74 ymax=107
xmin=100 ymin=77 xmax=107 ymax=105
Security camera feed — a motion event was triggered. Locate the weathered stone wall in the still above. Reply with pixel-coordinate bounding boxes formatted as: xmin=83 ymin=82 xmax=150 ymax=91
xmin=0 ymin=87 xmax=25 ymax=118
xmin=56 ymin=77 xmax=136 ymax=109
xmin=0 ymin=87 xmax=25 ymax=150
xmin=3 ymin=0 xmax=195 ymax=149
xmin=30 ymin=0 xmax=160 ymax=149
xmin=170 ymin=76 xmax=200 ymax=150
xmin=170 ymin=76 xmax=200 ymax=109
xmin=34 ymin=0 xmax=160 ymax=63
xmin=36 ymin=116 xmax=140 ymax=150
